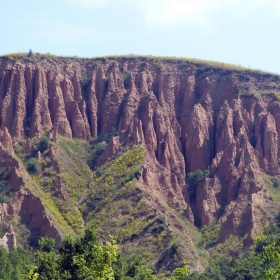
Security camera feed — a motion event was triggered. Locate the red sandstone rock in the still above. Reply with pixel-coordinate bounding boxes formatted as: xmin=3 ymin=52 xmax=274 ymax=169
xmin=2 ymin=127 xmax=14 ymax=155
xmin=30 ymin=69 xmax=53 ymax=138
xmin=25 ymin=137 xmax=33 ymax=152
xmin=0 ymin=57 xmax=279 ymax=246
xmin=97 ymin=136 xmax=121 ymax=166
xmin=0 ymin=145 xmax=61 ymax=245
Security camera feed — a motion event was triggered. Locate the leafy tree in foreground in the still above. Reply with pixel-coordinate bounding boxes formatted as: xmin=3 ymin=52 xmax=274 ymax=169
xmin=256 ymin=234 xmax=280 ymax=280
xmin=25 ymin=228 xmax=118 ymax=280
xmin=170 ymin=260 xmax=189 ymax=280
xmin=24 ymin=227 xmax=192 ymax=279
xmin=0 ymin=247 xmax=34 ymax=280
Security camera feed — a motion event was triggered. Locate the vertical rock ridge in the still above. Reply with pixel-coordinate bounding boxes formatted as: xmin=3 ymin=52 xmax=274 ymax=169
xmin=11 ymin=67 xmax=27 ymax=139
xmin=49 ymin=75 xmax=72 ymax=138
xmin=87 ymin=70 xmax=98 ymax=138
xmin=30 ymin=69 xmax=52 ymax=137
xmin=2 ymin=127 xmax=14 ymax=155
xmin=1 ymin=69 xmax=16 ymax=133
xmin=185 ymin=103 xmax=213 ymax=173
xmin=100 ymin=65 xmax=127 ymax=133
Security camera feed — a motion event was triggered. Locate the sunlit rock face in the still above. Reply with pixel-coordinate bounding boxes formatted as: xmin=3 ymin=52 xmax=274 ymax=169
xmin=0 ymin=56 xmax=280 ymax=245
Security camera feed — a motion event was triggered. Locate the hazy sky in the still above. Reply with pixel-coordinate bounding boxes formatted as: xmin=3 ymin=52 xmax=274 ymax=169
xmin=1 ymin=0 xmax=280 ymax=73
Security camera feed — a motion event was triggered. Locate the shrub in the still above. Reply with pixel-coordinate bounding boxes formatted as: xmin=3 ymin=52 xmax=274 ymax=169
xmin=170 ymin=242 xmax=179 ymax=253
xmin=27 ymin=158 xmax=41 ymax=174
xmin=82 ymin=75 xmax=91 ymax=90
xmin=38 ymin=136 xmax=50 ymax=153
xmin=275 ymin=212 xmax=280 ymax=228
xmin=96 ymin=168 xmax=104 ymax=177
xmin=134 ymin=170 xmax=141 ymax=180
xmin=187 ymin=169 xmax=205 ymax=186
xmin=271 ymin=178 xmax=280 ymax=188
xmin=122 ymin=71 xmax=130 ymax=88
xmin=95 ymin=142 xmax=106 ymax=156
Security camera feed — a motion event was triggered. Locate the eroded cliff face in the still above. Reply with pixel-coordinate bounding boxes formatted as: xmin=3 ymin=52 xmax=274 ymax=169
xmin=0 ymin=56 xmax=280 ymax=247
xmin=0 ymin=144 xmax=62 ymax=245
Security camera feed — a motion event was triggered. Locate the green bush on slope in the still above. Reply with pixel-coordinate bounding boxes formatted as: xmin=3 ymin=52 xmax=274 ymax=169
xmin=27 ymin=158 xmax=41 ymax=174
xmin=38 ymin=136 xmax=50 ymax=153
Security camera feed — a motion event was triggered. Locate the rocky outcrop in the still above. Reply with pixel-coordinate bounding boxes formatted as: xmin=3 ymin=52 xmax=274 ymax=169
xmin=0 ymin=145 xmax=62 ymax=245
xmin=1 ymin=56 xmax=280 ymax=245
xmin=25 ymin=137 xmax=33 ymax=152
xmin=185 ymin=103 xmax=213 ymax=173
xmin=0 ymin=189 xmax=61 ymax=246
xmin=196 ymin=178 xmax=221 ymax=226
xmin=97 ymin=136 xmax=121 ymax=166
xmin=0 ymin=225 xmax=17 ymax=251
xmin=1 ymin=127 xmax=14 ymax=155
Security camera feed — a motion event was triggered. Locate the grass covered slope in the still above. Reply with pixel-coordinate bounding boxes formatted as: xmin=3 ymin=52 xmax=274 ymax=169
xmin=79 ymin=143 xmax=207 ymax=275
xmin=13 ymin=136 xmax=92 ymax=236
xmin=8 ymin=129 xmax=280 ymax=277
xmin=1 ymin=51 xmax=278 ymax=76
xmin=10 ymin=132 xmax=213 ymax=275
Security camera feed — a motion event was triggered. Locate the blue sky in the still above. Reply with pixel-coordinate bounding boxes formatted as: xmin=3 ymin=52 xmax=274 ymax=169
xmin=1 ymin=0 xmax=280 ymax=73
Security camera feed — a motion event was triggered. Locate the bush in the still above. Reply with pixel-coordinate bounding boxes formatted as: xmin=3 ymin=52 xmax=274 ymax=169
xmin=122 ymin=71 xmax=130 ymax=88
xmin=272 ymin=178 xmax=280 ymax=188
xmin=95 ymin=142 xmax=106 ymax=156
xmin=82 ymin=75 xmax=91 ymax=90
xmin=27 ymin=158 xmax=41 ymax=174
xmin=187 ymin=169 xmax=205 ymax=186
xmin=38 ymin=136 xmax=50 ymax=153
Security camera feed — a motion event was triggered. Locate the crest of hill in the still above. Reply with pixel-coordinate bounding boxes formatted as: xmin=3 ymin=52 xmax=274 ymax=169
xmin=0 ymin=52 xmax=278 ymax=77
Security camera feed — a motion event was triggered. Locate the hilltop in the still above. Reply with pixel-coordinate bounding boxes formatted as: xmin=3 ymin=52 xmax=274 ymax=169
xmin=0 ymin=53 xmax=280 ymax=276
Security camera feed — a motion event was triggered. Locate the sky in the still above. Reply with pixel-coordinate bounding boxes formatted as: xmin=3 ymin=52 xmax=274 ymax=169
xmin=0 ymin=0 xmax=280 ymax=74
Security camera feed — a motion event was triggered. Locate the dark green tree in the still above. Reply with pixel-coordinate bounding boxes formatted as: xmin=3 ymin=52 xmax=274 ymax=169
xmin=28 ymin=49 xmax=33 ymax=57
xmin=27 ymin=158 xmax=41 ymax=174
xmin=38 ymin=136 xmax=50 ymax=153
xmin=186 ymin=169 xmax=207 ymax=198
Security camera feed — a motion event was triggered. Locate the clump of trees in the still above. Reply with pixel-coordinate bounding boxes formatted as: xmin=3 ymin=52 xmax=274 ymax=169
xmin=22 ymin=228 xmax=188 ymax=280
xmin=27 ymin=228 xmax=118 ymax=280
xmin=25 ymin=136 xmax=51 ymax=175
xmin=1 ymin=225 xmax=280 ymax=279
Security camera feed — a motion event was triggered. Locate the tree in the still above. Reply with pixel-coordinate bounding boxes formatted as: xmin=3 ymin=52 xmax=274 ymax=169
xmin=27 ymin=158 xmax=41 ymax=174
xmin=59 ymin=228 xmax=118 ymax=280
xmin=170 ymin=260 xmax=189 ymax=280
xmin=35 ymin=239 xmax=60 ymax=280
xmin=28 ymin=49 xmax=33 ymax=57
xmin=186 ymin=169 xmax=207 ymax=198
xmin=0 ymin=247 xmax=35 ymax=280
xmin=38 ymin=136 xmax=50 ymax=153
xmin=256 ymin=234 xmax=280 ymax=279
